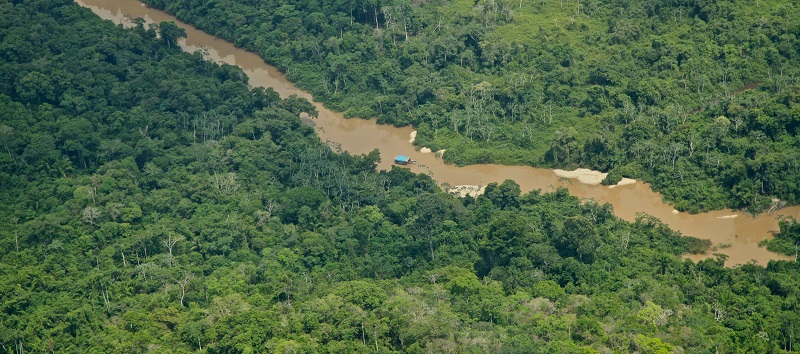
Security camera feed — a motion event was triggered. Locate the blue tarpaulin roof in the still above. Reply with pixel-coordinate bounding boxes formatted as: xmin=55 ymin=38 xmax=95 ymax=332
xmin=394 ymin=155 xmax=410 ymax=162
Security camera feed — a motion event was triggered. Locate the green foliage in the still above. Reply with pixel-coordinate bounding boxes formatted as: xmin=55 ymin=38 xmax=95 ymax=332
xmin=334 ymin=280 xmax=387 ymax=310
xmin=156 ymin=21 xmax=187 ymax=49
xmin=761 ymin=217 xmax=800 ymax=258
xmin=601 ymin=169 xmax=622 ymax=186
xmin=634 ymin=334 xmax=675 ymax=354
xmin=531 ymin=280 xmax=566 ymax=302
xmin=482 ymin=179 xmax=521 ymax=209
xmin=2 ymin=1 xmax=800 ymax=353
xmin=141 ymin=0 xmax=800 ymax=212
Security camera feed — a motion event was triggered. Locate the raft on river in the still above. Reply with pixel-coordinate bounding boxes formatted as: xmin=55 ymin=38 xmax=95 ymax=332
xmin=394 ymin=155 xmax=415 ymax=165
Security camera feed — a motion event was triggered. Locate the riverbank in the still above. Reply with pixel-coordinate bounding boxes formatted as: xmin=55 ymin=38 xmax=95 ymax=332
xmin=449 ymin=185 xmax=487 ymax=198
xmin=76 ymin=0 xmax=799 ymax=266
xmin=553 ymin=168 xmax=637 ymax=188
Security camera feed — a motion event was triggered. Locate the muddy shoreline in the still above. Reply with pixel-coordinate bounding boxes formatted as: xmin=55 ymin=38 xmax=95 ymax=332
xmin=76 ymin=0 xmax=799 ymax=266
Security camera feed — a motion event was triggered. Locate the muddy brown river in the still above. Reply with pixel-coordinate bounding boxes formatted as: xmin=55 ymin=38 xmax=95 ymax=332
xmin=76 ymin=0 xmax=799 ymax=266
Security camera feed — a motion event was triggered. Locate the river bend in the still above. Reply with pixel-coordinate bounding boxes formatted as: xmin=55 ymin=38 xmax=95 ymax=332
xmin=76 ymin=0 xmax=799 ymax=266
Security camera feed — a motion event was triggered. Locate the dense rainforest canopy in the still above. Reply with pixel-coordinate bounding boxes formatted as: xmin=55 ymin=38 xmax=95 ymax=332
xmin=2 ymin=0 xmax=800 ymax=353
xmin=141 ymin=0 xmax=800 ymax=212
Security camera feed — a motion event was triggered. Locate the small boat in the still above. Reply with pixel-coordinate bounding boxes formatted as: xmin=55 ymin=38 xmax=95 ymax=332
xmin=394 ymin=155 xmax=415 ymax=165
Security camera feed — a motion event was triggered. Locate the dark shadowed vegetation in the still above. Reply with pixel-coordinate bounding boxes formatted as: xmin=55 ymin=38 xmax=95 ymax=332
xmin=2 ymin=0 xmax=800 ymax=353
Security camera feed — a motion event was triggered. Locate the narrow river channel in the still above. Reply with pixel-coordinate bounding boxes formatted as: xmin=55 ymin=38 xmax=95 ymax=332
xmin=76 ymin=0 xmax=799 ymax=266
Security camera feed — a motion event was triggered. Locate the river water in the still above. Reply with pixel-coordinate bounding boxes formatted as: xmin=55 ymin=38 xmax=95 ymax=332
xmin=76 ymin=0 xmax=799 ymax=266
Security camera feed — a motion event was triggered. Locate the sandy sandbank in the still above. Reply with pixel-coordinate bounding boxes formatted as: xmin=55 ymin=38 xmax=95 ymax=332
xmin=716 ymin=215 xmax=739 ymax=219
xmin=449 ymin=185 xmax=486 ymax=198
xmin=608 ymin=178 xmax=637 ymax=188
xmin=553 ymin=168 xmax=607 ymax=184
xmin=554 ymin=168 xmax=638 ymax=188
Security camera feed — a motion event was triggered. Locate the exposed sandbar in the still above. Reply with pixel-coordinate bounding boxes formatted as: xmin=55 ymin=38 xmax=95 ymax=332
xmin=449 ymin=185 xmax=486 ymax=198
xmin=554 ymin=168 xmax=639 ymax=188
xmin=553 ymin=168 xmax=607 ymax=185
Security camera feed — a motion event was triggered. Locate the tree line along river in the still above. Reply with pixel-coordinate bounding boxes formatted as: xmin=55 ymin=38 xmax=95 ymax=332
xmin=76 ymin=0 xmax=799 ymax=266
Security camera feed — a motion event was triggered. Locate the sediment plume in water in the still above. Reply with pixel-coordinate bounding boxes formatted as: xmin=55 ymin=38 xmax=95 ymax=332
xmin=76 ymin=0 xmax=799 ymax=266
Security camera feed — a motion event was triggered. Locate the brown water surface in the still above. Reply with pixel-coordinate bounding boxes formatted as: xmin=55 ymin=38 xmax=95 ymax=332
xmin=76 ymin=0 xmax=799 ymax=266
